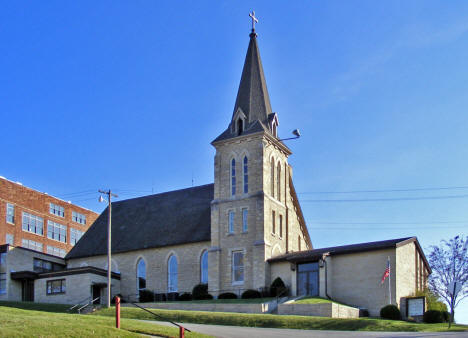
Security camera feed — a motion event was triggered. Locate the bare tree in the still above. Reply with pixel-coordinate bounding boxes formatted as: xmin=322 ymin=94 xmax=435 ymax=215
xmin=428 ymin=235 xmax=468 ymax=327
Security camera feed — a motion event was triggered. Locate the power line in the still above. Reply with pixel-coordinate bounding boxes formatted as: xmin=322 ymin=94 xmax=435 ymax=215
xmin=298 ymin=185 xmax=468 ymax=195
xmin=301 ymin=194 xmax=468 ymax=202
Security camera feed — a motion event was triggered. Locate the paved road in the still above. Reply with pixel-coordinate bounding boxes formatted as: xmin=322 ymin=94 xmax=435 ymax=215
xmin=144 ymin=320 xmax=468 ymax=338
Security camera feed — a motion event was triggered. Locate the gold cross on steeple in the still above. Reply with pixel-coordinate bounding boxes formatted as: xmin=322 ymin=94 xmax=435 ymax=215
xmin=249 ymin=11 xmax=258 ymax=32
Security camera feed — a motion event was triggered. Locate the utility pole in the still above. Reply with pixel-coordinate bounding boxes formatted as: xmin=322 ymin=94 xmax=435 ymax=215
xmin=99 ymin=189 xmax=118 ymax=308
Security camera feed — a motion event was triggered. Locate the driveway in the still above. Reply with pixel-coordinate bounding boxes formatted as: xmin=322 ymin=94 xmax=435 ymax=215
xmin=144 ymin=320 xmax=468 ymax=338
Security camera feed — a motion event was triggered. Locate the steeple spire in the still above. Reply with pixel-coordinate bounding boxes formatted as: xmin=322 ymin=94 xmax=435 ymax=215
xmin=232 ymin=14 xmax=272 ymax=126
xmin=212 ymin=12 xmax=276 ymax=144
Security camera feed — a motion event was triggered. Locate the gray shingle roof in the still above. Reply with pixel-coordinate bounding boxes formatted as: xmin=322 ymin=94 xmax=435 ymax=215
xmin=66 ymin=184 xmax=213 ymax=260
xmin=268 ymin=237 xmax=415 ymax=263
xmin=213 ymin=32 xmax=274 ymax=143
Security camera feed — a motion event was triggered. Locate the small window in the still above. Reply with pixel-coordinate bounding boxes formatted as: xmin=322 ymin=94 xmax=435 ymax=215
xmin=168 ymin=255 xmax=178 ymax=292
xmin=5 ymin=234 xmax=14 ymax=245
xmin=237 ymin=118 xmax=243 ymax=136
xmin=200 ymin=251 xmax=208 ymax=284
xmin=228 ymin=211 xmax=235 ymax=234
xmin=243 ymin=156 xmax=248 ymax=194
xmin=242 ymin=209 xmax=248 ymax=232
xmin=232 ymin=251 xmax=244 ymax=283
xmin=0 ymin=253 xmax=6 ymax=294
xmin=46 ymin=245 xmax=66 ymax=258
xmin=72 ymin=211 xmax=86 ymax=225
xmin=279 ymin=215 xmax=283 ymax=238
xmin=22 ymin=239 xmax=43 ymax=252
xmin=34 ymin=258 xmax=65 ymax=273
xmin=298 ymin=236 xmax=301 ymax=251
xmin=22 ymin=212 xmax=44 ymax=236
xmin=272 ymin=210 xmax=276 ymax=234
xmin=49 ymin=203 xmax=64 ymax=217
xmin=231 ymin=159 xmax=236 ymax=196
xmin=70 ymin=228 xmax=84 ymax=245
xmin=47 ymin=221 xmax=67 ymax=243
xmin=6 ymin=203 xmax=14 ymax=224
xmin=47 ymin=279 xmax=66 ymax=295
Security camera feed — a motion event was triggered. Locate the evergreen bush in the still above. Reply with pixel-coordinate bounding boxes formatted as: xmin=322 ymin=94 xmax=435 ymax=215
xmin=270 ymin=277 xmax=287 ymax=297
xmin=241 ymin=289 xmax=262 ymax=299
xmin=380 ymin=305 xmax=401 ymax=320
xmin=138 ymin=290 xmax=154 ymax=303
xmin=218 ymin=292 xmax=238 ymax=299
xmin=178 ymin=293 xmax=192 ymax=301
xmin=423 ymin=310 xmax=444 ymax=323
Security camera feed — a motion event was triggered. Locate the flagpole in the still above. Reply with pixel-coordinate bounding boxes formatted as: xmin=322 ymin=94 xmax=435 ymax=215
xmin=388 ymin=256 xmax=392 ymax=305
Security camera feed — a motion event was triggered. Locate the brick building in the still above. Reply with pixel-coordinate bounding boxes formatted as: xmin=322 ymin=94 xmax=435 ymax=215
xmin=0 ymin=176 xmax=98 ymax=257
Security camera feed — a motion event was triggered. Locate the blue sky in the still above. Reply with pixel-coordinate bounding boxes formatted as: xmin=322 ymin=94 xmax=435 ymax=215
xmin=1 ymin=1 xmax=467 ymax=323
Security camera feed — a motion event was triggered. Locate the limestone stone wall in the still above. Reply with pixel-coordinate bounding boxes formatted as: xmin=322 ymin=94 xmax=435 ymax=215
xmin=210 ymin=132 xmax=310 ymax=294
xmin=278 ymin=302 xmax=359 ymax=318
xmin=34 ymin=273 xmax=120 ymax=305
xmin=327 ymin=249 xmax=396 ymax=316
xmin=67 ymin=241 xmax=210 ymax=300
xmin=0 ymin=245 xmax=65 ymax=302
xmin=396 ymin=241 xmax=417 ymax=315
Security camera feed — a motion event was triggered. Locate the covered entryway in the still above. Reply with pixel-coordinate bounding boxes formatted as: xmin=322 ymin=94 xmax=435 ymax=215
xmin=10 ymin=271 xmax=39 ymax=302
xmin=92 ymin=283 xmax=106 ymax=304
xmin=297 ymin=262 xmax=319 ymax=296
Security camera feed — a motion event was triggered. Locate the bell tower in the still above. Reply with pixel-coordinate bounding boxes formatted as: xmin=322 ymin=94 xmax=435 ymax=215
xmin=208 ymin=13 xmax=312 ymax=296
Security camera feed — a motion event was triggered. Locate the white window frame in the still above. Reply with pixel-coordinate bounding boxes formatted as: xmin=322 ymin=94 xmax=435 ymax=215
xmin=22 ymin=239 xmax=43 ymax=252
xmin=6 ymin=203 xmax=15 ymax=224
xmin=49 ymin=203 xmax=65 ymax=217
xmin=46 ymin=245 xmax=66 ymax=258
xmin=5 ymin=234 xmax=14 ymax=245
xmin=72 ymin=211 xmax=86 ymax=225
xmin=232 ymin=250 xmax=244 ymax=285
xmin=22 ymin=212 xmax=44 ymax=236
xmin=47 ymin=220 xmax=67 ymax=243
xmin=70 ymin=228 xmax=84 ymax=245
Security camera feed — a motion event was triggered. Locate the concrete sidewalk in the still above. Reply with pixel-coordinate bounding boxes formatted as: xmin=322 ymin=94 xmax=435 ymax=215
xmin=143 ymin=320 xmax=468 ymax=338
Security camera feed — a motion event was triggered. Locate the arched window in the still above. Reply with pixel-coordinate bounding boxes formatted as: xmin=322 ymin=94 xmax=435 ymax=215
xmin=136 ymin=258 xmax=146 ymax=296
xmin=243 ymin=156 xmax=248 ymax=194
xmin=277 ymin=162 xmax=281 ymax=201
xmin=298 ymin=236 xmax=301 ymax=251
xmin=168 ymin=255 xmax=178 ymax=292
xmin=200 ymin=250 xmax=208 ymax=284
xmin=270 ymin=157 xmax=275 ymax=198
xmin=231 ymin=159 xmax=236 ymax=196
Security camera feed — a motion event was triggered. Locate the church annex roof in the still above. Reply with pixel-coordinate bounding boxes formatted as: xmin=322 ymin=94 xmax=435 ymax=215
xmin=268 ymin=237 xmax=431 ymax=273
xmin=66 ymin=184 xmax=213 ymax=260
xmin=213 ymin=30 xmax=274 ymax=143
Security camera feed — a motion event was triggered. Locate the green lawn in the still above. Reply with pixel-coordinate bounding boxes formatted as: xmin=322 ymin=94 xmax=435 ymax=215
xmin=0 ymin=300 xmax=72 ymax=313
xmin=293 ymin=297 xmax=348 ymax=306
xmin=0 ymin=305 xmax=211 ymax=337
xmin=93 ymin=306 xmax=468 ymax=332
xmin=149 ymin=297 xmax=275 ymax=304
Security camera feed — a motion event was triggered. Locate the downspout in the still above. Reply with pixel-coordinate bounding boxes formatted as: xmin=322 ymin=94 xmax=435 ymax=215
xmin=322 ymin=252 xmax=331 ymax=299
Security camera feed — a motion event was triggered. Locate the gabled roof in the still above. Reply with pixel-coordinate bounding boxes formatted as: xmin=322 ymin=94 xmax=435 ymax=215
xmin=213 ymin=31 xmax=274 ymax=143
xmin=66 ymin=184 xmax=213 ymax=260
xmin=268 ymin=237 xmax=431 ymax=273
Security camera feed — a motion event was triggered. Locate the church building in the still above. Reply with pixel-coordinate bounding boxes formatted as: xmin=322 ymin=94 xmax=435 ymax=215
xmin=0 ymin=22 xmax=431 ymax=318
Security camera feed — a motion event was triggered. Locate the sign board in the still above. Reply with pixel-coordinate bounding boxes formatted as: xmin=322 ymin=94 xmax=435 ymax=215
xmin=407 ymin=297 xmax=425 ymax=317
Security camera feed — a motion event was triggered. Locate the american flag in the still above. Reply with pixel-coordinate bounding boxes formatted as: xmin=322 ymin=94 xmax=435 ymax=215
xmin=381 ymin=258 xmax=390 ymax=284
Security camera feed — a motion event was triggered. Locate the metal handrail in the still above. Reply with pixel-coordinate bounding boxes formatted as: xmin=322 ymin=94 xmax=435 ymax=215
xmin=68 ymin=296 xmax=92 ymax=312
xmin=127 ymin=301 xmax=191 ymax=333
xmin=77 ymin=297 xmax=100 ymax=314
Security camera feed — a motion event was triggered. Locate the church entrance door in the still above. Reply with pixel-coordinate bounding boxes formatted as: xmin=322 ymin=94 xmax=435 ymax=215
xmin=297 ymin=262 xmax=319 ymax=296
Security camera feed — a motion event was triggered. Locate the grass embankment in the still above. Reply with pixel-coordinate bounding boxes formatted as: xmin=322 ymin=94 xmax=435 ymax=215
xmin=0 ymin=305 xmax=211 ymax=338
xmin=153 ymin=297 xmax=275 ymax=304
xmin=0 ymin=300 xmax=71 ymax=313
xmin=93 ymin=306 xmax=468 ymax=332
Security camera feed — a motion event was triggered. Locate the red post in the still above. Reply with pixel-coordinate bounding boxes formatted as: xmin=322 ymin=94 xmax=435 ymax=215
xmin=115 ymin=296 xmax=120 ymax=329
xmin=179 ymin=326 xmax=185 ymax=338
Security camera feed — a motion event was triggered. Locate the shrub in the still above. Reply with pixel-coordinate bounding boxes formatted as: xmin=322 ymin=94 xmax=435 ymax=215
xmin=167 ymin=292 xmax=179 ymax=301
xmin=202 ymin=294 xmax=213 ymax=300
xmin=154 ymin=293 xmax=166 ymax=302
xmin=270 ymin=277 xmax=287 ymax=297
xmin=380 ymin=305 xmax=401 ymax=320
xmin=139 ymin=290 xmax=154 ymax=303
xmin=423 ymin=310 xmax=444 ymax=323
xmin=218 ymin=292 xmax=238 ymax=299
xmin=178 ymin=293 xmax=192 ymax=301
xmin=241 ymin=289 xmax=262 ymax=299
xmin=359 ymin=309 xmax=369 ymax=317
xmin=192 ymin=284 xmax=209 ymax=300
xmin=414 ymin=289 xmax=447 ymax=312
xmin=442 ymin=311 xmax=451 ymax=322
